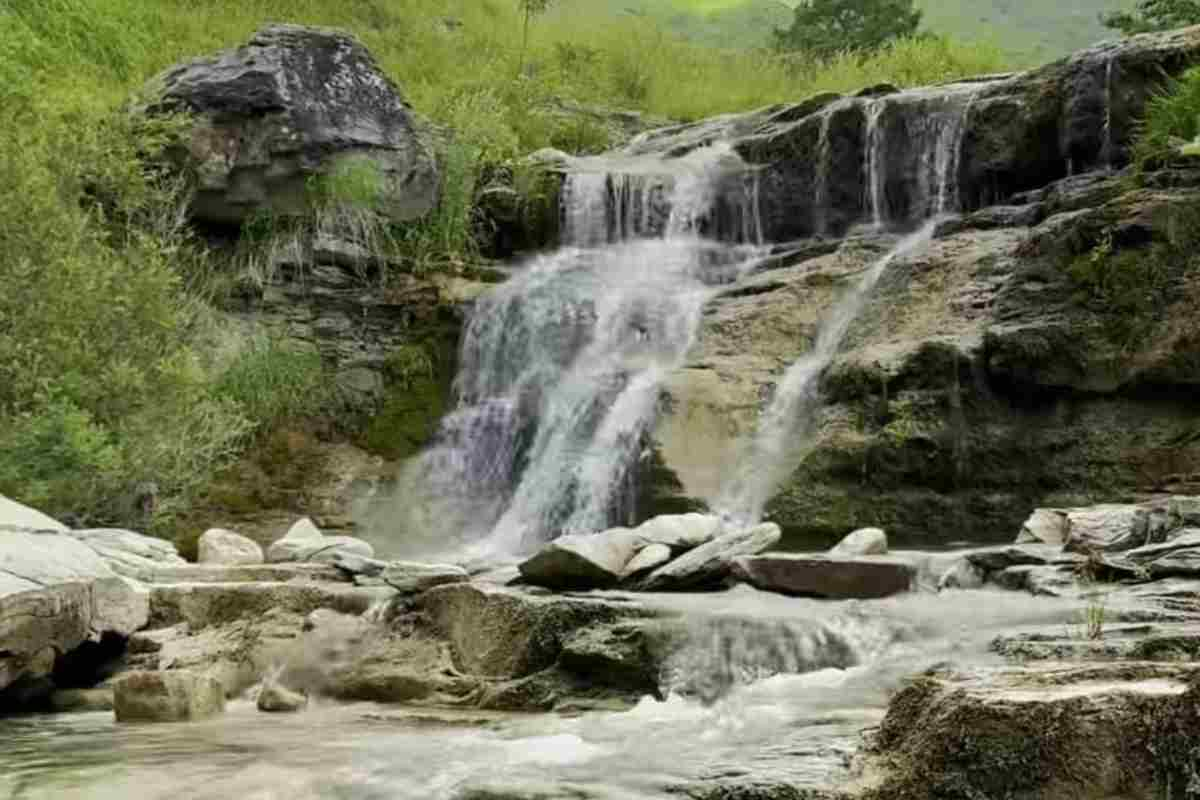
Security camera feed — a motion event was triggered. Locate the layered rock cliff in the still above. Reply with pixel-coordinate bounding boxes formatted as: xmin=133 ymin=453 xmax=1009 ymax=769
xmin=634 ymin=27 xmax=1200 ymax=547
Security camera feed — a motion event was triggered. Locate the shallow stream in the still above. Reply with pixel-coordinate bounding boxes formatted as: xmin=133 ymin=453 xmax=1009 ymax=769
xmin=0 ymin=588 xmax=1080 ymax=800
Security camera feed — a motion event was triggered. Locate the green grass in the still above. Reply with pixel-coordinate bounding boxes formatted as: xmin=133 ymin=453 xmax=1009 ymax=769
xmin=572 ymin=0 xmax=1136 ymax=59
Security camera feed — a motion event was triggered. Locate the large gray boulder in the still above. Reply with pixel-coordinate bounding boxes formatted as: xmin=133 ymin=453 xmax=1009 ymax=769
xmin=829 ymin=527 xmax=888 ymax=557
xmin=152 ymin=24 xmax=438 ymax=227
xmin=1063 ymin=505 xmax=1151 ymax=553
xmin=197 ymin=529 xmax=264 ymax=566
xmin=266 ymin=518 xmax=374 ymax=564
xmin=639 ymin=523 xmax=781 ymax=592
xmin=1016 ymin=509 xmax=1068 ymax=546
xmin=518 ymin=529 xmax=644 ymax=590
xmin=113 ymin=670 xmax=226 ymax=723
xmin=0 ymin=494 xmax=66 ymax=532
xmin=633 ymin=514 xmax=722 ymax=553
xmin=0 ymin=530 xmax=150 ymax=695
xmin=732 ymin=555 xmax=916 ymax=599
xmin=417 ymin=583 xmax=653 ymax=679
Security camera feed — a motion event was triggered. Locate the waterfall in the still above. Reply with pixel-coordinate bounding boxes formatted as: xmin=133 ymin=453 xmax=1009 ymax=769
xmin=716 ymin=221 xmax=939 ymax=524
xmin=864 ymin=99 xmax=888 ymax=227
xmin=713 ymin=84 xmax=985 ymax=523
xmin=812 ymin=107 xmax=836 ymax=236
xmin=933 ymin=93 xmax=976 ymax=215
xmin=393 ymin=144 xmax=766 ymax=556
xmin=1101 ymin=57 xmax=1116 ymax=171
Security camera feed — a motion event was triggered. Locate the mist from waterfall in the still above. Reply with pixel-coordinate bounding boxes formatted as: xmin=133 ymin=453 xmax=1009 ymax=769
xmin=391 ymin=144 xmax=766 ymax=557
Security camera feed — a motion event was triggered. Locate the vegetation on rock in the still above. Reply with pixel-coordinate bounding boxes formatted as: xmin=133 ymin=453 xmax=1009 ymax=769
xmin=1105 ymin=0 xmax=1200 ymax=33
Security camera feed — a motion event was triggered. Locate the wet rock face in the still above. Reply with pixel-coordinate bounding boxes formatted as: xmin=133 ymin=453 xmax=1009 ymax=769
xmin=649 ymin=164 xmax=1200 ymax=547
xmin=154 ymin=24 xmax=439 ymax=227
xmin=860 ymin=662 xmax=1200 ymax=800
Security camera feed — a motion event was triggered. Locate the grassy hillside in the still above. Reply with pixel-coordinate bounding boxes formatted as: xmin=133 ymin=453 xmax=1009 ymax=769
xmin=581 ymin=0 xmax=1136 ymax=60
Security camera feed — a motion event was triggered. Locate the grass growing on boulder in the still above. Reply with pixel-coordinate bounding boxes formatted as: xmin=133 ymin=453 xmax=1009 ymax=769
xmin=1132 ymin=66 xmax=1200 ymax=170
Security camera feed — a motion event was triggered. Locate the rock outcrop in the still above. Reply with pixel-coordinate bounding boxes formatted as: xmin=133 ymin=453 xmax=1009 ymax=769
xmin=0 ymin=525 xmax=150 ymax=701
xmin=857 ymin=662 xmax=1200 ymax=800
xmin=531 ymin=28 xmax=1200 ymax=548
xmin=152 ymin=24 xmax=438 ymax=227
xmin=648 ymin=154 xmax=1200 ymax=549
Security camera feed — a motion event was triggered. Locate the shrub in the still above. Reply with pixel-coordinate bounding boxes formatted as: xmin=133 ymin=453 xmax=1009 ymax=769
xmin=213 ymin=338 xmax=331 ymax=431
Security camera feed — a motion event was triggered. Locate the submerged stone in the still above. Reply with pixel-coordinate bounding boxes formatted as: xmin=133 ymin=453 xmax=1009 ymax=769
xmin=257 ymin=678 xmax=308 ymax=713
xmin=113 ymin=670 xmax=225 ymax=723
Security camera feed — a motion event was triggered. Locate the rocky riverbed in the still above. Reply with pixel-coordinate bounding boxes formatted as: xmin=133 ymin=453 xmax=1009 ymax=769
xmin=5 ymin=491 xmax=1200 ymax=798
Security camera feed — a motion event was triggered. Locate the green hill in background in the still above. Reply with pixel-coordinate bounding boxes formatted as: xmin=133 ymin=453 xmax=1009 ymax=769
xmin=563 ymin=0 xmax=1136 ymax=61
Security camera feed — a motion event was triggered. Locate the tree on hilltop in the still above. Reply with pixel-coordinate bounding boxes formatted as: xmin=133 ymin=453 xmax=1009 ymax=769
xmin=774 ymin=0 xmax=923 ymax=59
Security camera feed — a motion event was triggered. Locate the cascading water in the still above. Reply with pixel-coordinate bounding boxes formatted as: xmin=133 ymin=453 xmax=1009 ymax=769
xmin=393 ymin=144 xmax=766 ymax=556
xmin=1102 ymin=56 xmax=1116 ymax=171
xmin=811 ymin=105 xmax=838 ymax=236
xmin=864 ymin=98 xmax=888 ymax=226
xmin=717 ymin=84 xmax=982 ymax=522
xmin=715 ymin=221 xmax=939 ymax=523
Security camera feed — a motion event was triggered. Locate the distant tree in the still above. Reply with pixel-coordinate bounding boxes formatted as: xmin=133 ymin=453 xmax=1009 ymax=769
xmin=1103 ymin=0 xmax=1200 ymax=34
xmin=774 ymin=0 xmax=923 ymax=59
xmin=517 ymin=0 xmax=553 ymax=78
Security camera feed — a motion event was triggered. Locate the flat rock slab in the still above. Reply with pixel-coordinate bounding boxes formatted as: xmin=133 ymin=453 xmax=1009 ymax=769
xmin=151 ymin=563 xmax=348 ymax=584
xmin=732 ymin=555 xmax=916 ymax=599
xmin=66 ymin=529 xmax=186 ymax=581
xmin=381 ymin=562 xmax=469 ymax=594
xmin=149 ymin=581 xmax=393 ymax=629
